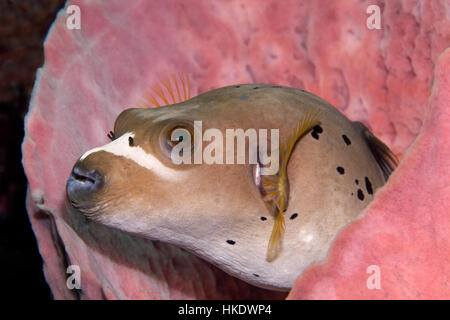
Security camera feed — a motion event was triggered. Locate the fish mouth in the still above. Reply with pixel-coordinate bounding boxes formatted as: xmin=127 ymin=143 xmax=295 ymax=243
xmin=66 ymin=198 xmax=102 ymax=220
xmin=66 ymin=185 xmax=99 ymax=218
xmin=65 ymin=159 xmax=108 ymax=221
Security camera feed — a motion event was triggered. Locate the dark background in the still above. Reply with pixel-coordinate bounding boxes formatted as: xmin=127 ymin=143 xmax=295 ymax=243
xmin=0 ymin=0 xmax=66 ymax=299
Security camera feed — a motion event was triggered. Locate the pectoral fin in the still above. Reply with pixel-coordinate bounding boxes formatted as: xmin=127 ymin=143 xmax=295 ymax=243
xmin=266 ymin=211 xmax=286 ymax=262
xmin=259 ymin=109 xmax=322 ymax=262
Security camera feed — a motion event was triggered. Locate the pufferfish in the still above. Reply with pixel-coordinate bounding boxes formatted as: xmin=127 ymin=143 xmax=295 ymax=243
xmin=66 ymin=76 xmax=398 ymax=291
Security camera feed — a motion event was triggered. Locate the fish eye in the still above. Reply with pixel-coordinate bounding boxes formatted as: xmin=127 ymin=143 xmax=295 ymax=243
xmin=167 ymin=126 xmax=193 ymax=148
xmin=159 ymin=122 xmax=195 ymax=154
xmin=158 ymin=121 xmax=196 ymax=161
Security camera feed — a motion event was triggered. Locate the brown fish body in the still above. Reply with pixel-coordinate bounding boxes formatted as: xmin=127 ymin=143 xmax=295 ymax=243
xmin=67 ymin=84 xmax=395 ymax=291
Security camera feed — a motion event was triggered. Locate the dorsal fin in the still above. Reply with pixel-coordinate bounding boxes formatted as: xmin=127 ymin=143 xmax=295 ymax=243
xmin=353 ymin=121 xmax=399 ymax=181
xmin=136 ymin=73 xmax=191 ymax=108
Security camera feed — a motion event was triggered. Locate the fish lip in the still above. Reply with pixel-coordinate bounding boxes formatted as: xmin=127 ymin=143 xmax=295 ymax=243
xmin=66 ymin=196 xmax=103 ymax=222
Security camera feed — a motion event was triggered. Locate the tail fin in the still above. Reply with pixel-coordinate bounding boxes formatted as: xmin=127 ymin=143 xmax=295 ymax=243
xmin=353 ymin=121 xmax=399 ymax=181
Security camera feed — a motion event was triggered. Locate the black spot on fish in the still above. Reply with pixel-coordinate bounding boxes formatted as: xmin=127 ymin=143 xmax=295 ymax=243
xmin=336 ymin=166 xmax=345 ymax=174
xmin=365 ymin=176 xmax=373 ymax=195
xmin=342 ymin=134 xmax=351 ymax=145
xmin=357 ymin=189 xmax=364 ymax=201
xmin=351 ymin=192 xmax=354 ymax=196
xmin=313 ymin=125 xmax=323 ymax=133
xmin=355 ymin=179 xmax=359 ymax=185
xmin=260 ymin=216 xmax=267 ymax=221
xmin=235 ymin=85 xmax=240 ymax=88
xmin=290 ymin=213 xmax=298 ymax=220
xmin=311 ymin=125 xmax=323 ymax=140
xmin=253 ymin=273 xmax=260 ymax=277
xmin=226 ymin=240 xmax=236 ymax=245
xmin=253 ymin=86 xmax=260 ymax=90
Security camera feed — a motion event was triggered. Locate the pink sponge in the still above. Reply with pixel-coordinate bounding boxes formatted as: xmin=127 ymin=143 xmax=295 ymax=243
xmin=22 ymin=0 xmax=450 ymax=299
xmin=289 ymin=48 xmax=450 ymax=299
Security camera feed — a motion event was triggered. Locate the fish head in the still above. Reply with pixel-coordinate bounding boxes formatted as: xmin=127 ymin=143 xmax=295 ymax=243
xmin=65 ymin=91 xmax=270 ymax=249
